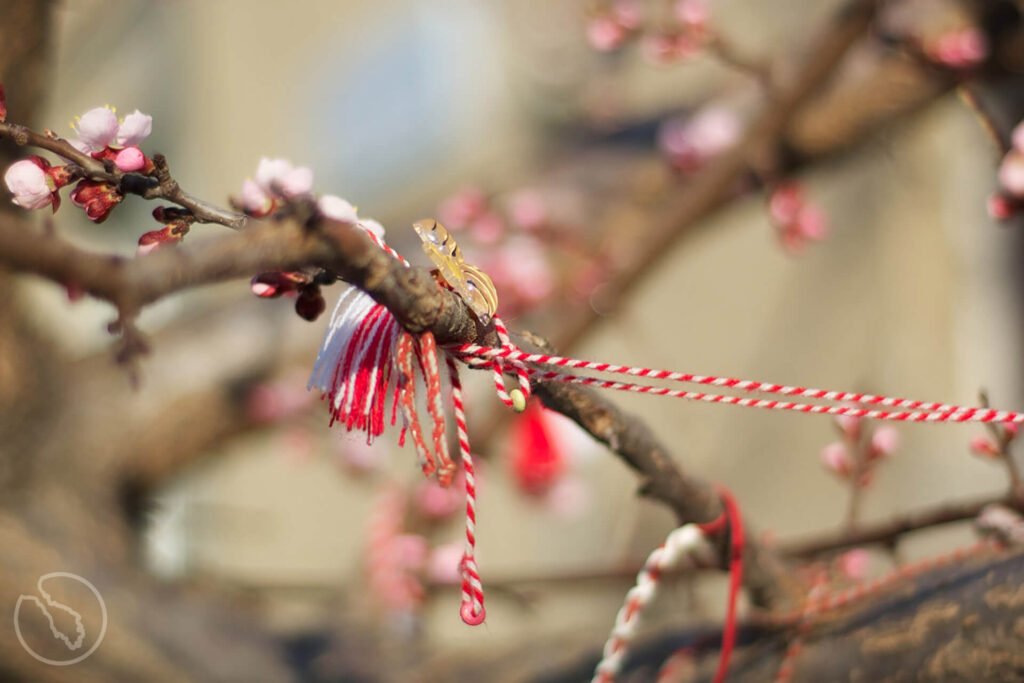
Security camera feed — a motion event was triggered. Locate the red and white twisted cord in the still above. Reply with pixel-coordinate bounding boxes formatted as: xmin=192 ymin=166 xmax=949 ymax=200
xmin=488 ymin=318 xmax=532 ymax=409
xmin=455 ymin=345 xmax=1024 ymax=425
xmin=593 ymin=524 xmax=714 ymax=683
xmin=445 ymin=354 xmax=486 ymax=625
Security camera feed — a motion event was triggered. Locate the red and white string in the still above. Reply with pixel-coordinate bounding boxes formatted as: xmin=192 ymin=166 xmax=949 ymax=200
xmin=593 ymin=524 xmax=715 ymax=683
xmin=454 ymin=344 xmax=1024 ymax=425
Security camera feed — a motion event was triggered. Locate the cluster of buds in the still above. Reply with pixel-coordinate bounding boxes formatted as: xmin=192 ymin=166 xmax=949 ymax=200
xmin=241 ymin=158 xmax=385 ymax=323
xmin=989 ymin=121 xmax=1024 ymax=222
xmin=586 ymin=0 xmax=711 ymax=65
xmin=767 ymin=182 xmax=828 ymax=254
xmin=3 ymin=103 xmax=154 ymax=226
xmin=251 ymin=269 xmax=326 ymax=321
xmin=657 ymin=104 xmax=741 ymax=174
xmin=819 ymin=415 xmax=899 ymax=487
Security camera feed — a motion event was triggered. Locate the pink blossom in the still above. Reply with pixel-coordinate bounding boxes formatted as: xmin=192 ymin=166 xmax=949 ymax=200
xmin=74 ymin=106 xmax=120 ymax=152
xmin=1005 ymin=422 xmax=1019 ymax=439
xmin=254 ymin=157 xmax=314 ymax=197
xmin=413 ymin=476 xmax=463 ymax=521
xmin=835 ymin=414 xmax=862 ymax=440
xmin=437 ymin=187 xmax=487 ymax=229
xmin=389 ymin=534 xmax=429 ymax=572
xmin=970 ymin=435 xmax=1000 ymax=458
xmin=469 ymin=211 xmax=505 ymax=244
xmin=820 ymin=442 xmax=851 ymax=477
xmin=280 ymin=166 xmax=313 ymax=197
xmin=246 ymin=380 xmax=313 ymax=422
xmin=427 ymin=542 xmax=465 ymax=585
xmin=999 ymin=151 xmax=1024 ymax=198
xmin=675 ymin=0 xmax=710 ymax=30
xmin=768 ymin=184 xmax=803 ymax=224
xmin=869 ymin=426 xmax=899 ymax=459
xmin=115 ymin=109 xmax=152 ymax=147
xmin=502 ymin=237 xmax=554 ymax=303
xmin=587 ymin=16 xmax=627 ymax=52
xmin=611 ymin=0 xmax=642 ymax=30
xmin=836 ymin=549 xmax=871 ymax=580
xmin=508 ymin=190 xmax=548 ymax=231
xmin=239 ymin=179 xmax=272 ymax=215
xmin=114 ymin=146 xmax=146 ymax=172
xmin=795 ymin=204 xmax=828 ymax=241
xmin=318 ymin=194 xmax=359 ymax=225
xmin=4 ymin=158 xmax=53 ymax=210
xmin=659 ymin=106 xmax=741 ymax=171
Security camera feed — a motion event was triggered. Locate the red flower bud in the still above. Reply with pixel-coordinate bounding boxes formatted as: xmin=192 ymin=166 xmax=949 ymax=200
xmin=295 ymin=287 xmax=326 ymax=321
xmin=69 ymin=179 xmax=123 ymax=223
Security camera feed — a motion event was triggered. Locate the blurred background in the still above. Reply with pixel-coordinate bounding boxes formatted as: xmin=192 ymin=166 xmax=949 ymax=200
xmin=3 ymin=0 xmax=1024 ymax=680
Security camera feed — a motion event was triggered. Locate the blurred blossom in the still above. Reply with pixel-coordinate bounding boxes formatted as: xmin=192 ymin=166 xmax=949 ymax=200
xmin=255 ymin=157 xmax=314 ymax=197
xmin=987 ymin=192 xmax=1017 ymax=221
xmin=469 ymin=211 xmax=505 ymax=244
xmin=969 ymin=435 xmax=1000 ymax=458
xmin=675 ymin=0 xmax=710 ymax=31
xmin=836 ymin=549 xmax=871 ymax=580
xmin=501 ymin=236 xmax=555 ymax=304
xmin=239 ymin=179 xmax=273 ymax=215
xmin=247 ymin=378 xmax=313 ymax=423
xmin=543 ymin=476 xmax=590 ymax=519
xmin=427 ymin=541 xmax=465 ymax=585
xmin=508 ymin=190 xmax=548 ymax=231
xmin=413 ymin=474 xmax=464 ymax=521
xmin=820 ymin=442 xmax=851 ymax=478
xmin=318 ymin=194 xmax=359 ymax=225
xmin=768 ymin=183 xmax=829 ymax=254
xmin=659 ymin=106 xmax=741 ymax=172
xmin=437 ymin=186 xmax=487 ymax=229
xmin=611 ymin=0 xmax=642 ymax=30
xmin=587 ymin=15 xmax=627 ymax=52
xmin=869 ymin=427 xmax=899 ymax=459
xmin=835 ymin=414 xmax=861 ymax=440
xmin=927 ymin=27 xmax=988 ymax=70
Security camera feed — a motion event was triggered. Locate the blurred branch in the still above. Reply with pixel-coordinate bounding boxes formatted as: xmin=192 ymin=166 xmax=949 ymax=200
xmin=782 ymin=490 xmax=1024 ymax=559
xmin=555 ymin=0 xmax=886 ymax=349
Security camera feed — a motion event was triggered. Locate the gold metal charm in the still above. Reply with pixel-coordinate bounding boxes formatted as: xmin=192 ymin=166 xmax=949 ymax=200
xmin=413 ymin=218 xmax=498 ymax=325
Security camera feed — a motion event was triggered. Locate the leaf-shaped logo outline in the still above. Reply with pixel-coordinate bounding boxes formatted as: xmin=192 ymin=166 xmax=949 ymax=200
xmin=13 ymin=572 xmax=108 ymax=666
